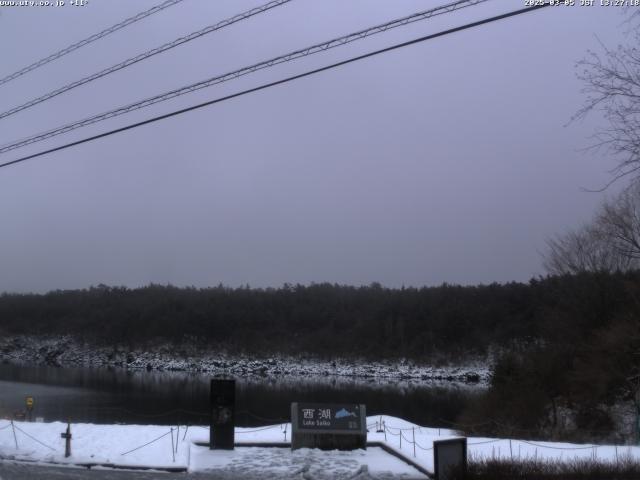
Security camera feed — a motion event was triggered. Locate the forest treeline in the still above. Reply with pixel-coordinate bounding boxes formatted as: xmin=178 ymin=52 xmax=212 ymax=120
xmin=0 ymin=272 xmax=636 ymax=361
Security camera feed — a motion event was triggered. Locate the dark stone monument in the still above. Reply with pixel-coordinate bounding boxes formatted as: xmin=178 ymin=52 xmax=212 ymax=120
xmin=210 ymin=379 xmax=235 ymax=450
xmin=291 ymin=402 xmax=366 ymax=450
xmin=433 ymin=437 xmax=467 ymax=480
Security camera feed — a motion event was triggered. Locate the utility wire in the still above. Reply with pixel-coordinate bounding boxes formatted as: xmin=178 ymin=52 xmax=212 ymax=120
xmin=0 ymin=0 xmax=292 ymax=121
xmin=0 ymin=0 xmax=488 ymax=154
xmin=0 ymin=3 xmax=551 ymax=170
xmin=0 ymin=0 xmax=185 ymax=87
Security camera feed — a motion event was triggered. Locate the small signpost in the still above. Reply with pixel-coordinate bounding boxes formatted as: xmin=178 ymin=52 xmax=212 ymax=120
xmin=210 ymin=379 xmax=235 ymax=450
xmin=25 ymin=396 xmax=34 ymax=422
xmin=291 ymin=402 xmax=366 ymax=450
xmin=433 ymin=438 xmax=467 ymax=480
xmin=60 ymin=422 xmax=72 ymax=458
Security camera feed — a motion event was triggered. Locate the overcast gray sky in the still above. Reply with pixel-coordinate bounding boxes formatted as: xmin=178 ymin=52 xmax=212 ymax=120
xmin=0 ymin=0 xmax=631 ymax=293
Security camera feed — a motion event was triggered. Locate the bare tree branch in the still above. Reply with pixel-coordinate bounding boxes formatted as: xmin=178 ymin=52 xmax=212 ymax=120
xmin=574 ymin=20 xmax=640 ymax=186
xmin=544 ymin=185 xmax=640 ymax=275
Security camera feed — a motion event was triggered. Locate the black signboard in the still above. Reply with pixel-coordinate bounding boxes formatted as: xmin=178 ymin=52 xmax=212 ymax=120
xmin=295 ymin=403 xmax=362 ymax=431
xmin=434 ymin=438 xmax=467 ymax=480
xmin=210 ymin=379 xmax=235 ymax=450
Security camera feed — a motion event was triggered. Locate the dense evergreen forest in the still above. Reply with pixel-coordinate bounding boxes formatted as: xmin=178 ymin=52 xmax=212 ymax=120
xmin=0 ymin=272 xmax=636 ymax=361
xmin=1 ymin=272 xmax=639 ymax=440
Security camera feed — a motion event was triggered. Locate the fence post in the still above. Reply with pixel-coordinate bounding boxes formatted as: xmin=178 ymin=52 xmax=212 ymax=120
xmin=509 ymin=439 xmax=513 ymax=460
xmin=170 ymin=428 xmax=175 ymax=463
xmin=412 ymin=427 xmax=416 ymax=458
xmin=175 ymin=426 xmax=180 ymax=454
xmin=383 ymin=421 xmax=387 ymax=442
xmin=64 ymin=422 xmax=72 ymax=458
xmin=399 ymin=429 xmax=402 ymax=449
xmin=10 ymin=420 xmax=18 ymax=449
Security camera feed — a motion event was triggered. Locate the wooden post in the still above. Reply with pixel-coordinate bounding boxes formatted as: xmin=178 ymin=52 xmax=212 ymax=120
xmin=170 ymin=428 xmax=175 ymax=463
xmin=10 ymin=420 xmax=18 ymax=449
xmin=60 ymin=422 xmax=72 ymax=458
xmin=412 ymin=427 xmax=416 ymax=458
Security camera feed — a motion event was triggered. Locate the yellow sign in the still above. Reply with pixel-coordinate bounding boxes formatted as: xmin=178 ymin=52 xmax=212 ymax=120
xmin=25 ymin=396 xmax=34 ymax=409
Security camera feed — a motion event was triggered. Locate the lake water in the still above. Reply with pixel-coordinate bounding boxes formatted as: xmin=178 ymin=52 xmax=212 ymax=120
xmin=0 ymin=363 xmax=481 ymax=428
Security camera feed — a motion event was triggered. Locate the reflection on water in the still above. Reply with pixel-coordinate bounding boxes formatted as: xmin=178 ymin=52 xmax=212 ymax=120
xmin=0 ymin=363 xmax=482 ymax=427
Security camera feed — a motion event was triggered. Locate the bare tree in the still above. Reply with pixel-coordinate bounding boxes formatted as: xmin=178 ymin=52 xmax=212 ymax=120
xmin=544 ymin=185 xmax=640 ymax=275
xmin=597 ymin=183 xmax=640 ymax=260
xmin=544 ymin=222 xmax=632 ymax=275
xmin=575 ymin=23 xmax=640 ymax=186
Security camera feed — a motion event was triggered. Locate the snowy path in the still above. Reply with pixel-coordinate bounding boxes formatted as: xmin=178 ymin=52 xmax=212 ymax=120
xmin=1 ymin=416 xmax=640 ymax=477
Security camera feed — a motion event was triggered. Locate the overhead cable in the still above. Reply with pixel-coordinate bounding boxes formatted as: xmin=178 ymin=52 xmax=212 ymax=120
xmin=0 ymin=0 xmax=488 ymax=153
xmin=0 ymin=0 xmax=185 ymax=87
xmin=0 ymin=0 xmax=292 ymax=121
xmin=0 ymin=3 xmax=551 ymax=170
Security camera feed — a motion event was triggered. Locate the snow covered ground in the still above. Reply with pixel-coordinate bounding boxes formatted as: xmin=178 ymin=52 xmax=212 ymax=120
xmin=0 ymin=335 xmax=489 ymax=384
xmin=1 ymin=416 xmax=639 ymax=478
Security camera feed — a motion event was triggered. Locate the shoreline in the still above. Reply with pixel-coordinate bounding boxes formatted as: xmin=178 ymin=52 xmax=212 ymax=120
xmin=0 ymin=335 xmax=490 ymax=385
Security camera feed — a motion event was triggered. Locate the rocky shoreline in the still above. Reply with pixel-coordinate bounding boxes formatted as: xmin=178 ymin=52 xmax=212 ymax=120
xmin=0 ymin=335 xmax=490 ymax=384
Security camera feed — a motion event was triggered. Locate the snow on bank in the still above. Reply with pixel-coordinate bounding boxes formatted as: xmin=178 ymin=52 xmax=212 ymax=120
xmin=1 ymin=416 xmax=639 ymax=477
xmin=0 ymin=335 xmax=490 ymax=384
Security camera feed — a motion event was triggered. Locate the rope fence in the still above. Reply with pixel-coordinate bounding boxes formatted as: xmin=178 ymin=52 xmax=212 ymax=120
xmin=519 ymin=439 xmax=599 ymax=451
xmin=2 ymin=412 xmax=637 ymax=466
xmin=374 ymin=417 xmax=627 ymax=462
xmin=382 ymin=423 xmax=429 ymax=457
xmin=11 ymin=422 xmax=55 ymax=451
xmin=468 ymin=439 xmax=502 ymax=446
xmin=235 ymin=425 xmax=281 ymax=434
xmin=414 ymin=439 xmax=433 ymax=452
xmin=120 ymin=429 xmax=173 ymax=456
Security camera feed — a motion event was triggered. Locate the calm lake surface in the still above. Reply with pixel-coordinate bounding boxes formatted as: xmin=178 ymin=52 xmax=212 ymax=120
xmin=0 ymin=363 xmax=482 ymax=428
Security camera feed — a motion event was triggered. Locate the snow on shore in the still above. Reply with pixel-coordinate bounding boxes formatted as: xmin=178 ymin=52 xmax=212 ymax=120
xmin=1 ymin=416 xmax=639 ymax=477
xmin=0 ymin=335 xmax=489 ymax=384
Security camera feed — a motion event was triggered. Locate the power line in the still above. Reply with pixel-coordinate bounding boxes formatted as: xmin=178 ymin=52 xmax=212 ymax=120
xmin=0 ymin=0 xmax=292 ymax=121
xmin=0 ymin=3 xmax=551 ymax=171
xmin=0 ymin=0 xmax=488 ymax=154
xmin=0 ymin=0 xmax=185 ymax=87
